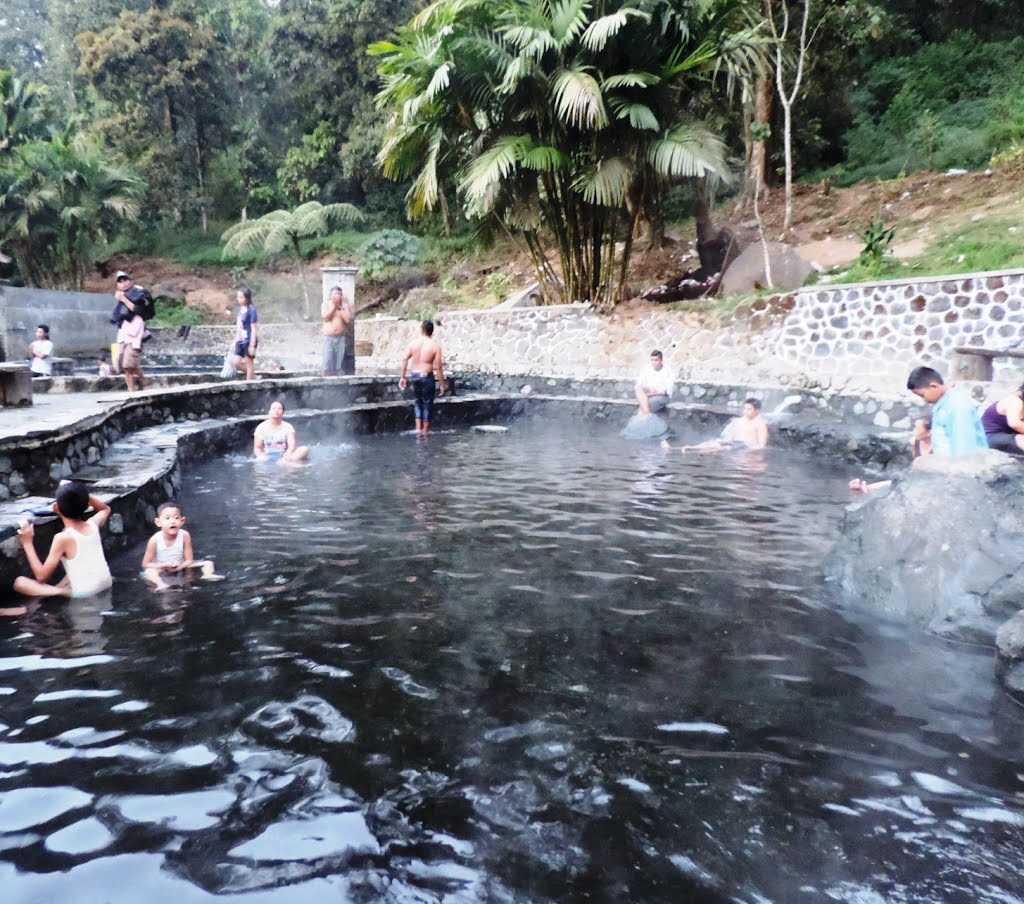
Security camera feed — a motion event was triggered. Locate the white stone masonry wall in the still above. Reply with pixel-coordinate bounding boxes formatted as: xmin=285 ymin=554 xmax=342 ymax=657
xmin=724 ymin=269 xmax=1024 ymax=384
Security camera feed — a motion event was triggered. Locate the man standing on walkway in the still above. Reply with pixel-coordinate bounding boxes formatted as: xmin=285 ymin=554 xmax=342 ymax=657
xmin=321 ymin=285 xmax=353 ymax=376
xmin=28 ymin=324 xmax=53 ymax=377
xmin=398 ymin=320 xmax=445 ymax=435
xmin=113 ymin=271 xmax=145 ymax=392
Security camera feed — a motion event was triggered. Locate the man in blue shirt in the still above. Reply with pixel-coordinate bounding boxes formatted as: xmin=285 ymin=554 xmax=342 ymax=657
xmin=906 ymin=366 xmax=987 ymax=457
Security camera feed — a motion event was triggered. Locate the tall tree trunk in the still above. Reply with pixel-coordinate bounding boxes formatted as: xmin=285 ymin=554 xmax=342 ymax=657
xmin=438 ymin=186 xmax=452 ymax=237
xmin=744 ymin=70 xmax=772 ymax=205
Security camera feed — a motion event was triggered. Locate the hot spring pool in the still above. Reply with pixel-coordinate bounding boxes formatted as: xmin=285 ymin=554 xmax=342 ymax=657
xmin=2 ymin=420 xmax=1023 ymax=903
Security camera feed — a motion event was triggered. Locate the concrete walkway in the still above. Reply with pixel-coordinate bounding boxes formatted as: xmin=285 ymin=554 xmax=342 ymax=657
xmin=0 ymin=385 xmax=203 ymax=443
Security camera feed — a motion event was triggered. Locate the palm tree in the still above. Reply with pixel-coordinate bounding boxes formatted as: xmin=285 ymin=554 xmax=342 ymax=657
xmin=374 ymin=0 xmax=765 ymax=306
xmin=0 ymin=69 xmax=43 ymax=155
xmin=0 ymin=129 xmax=141 ymax=289
xmin=221 ymin=200 xmax=364 ymax=317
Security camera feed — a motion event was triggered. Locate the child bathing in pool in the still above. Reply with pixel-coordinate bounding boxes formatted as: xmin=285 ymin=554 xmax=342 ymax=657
xmin=142 ymin=502 xmax=224 ymax=590
xmin=6 ymin=482 xmax=113 ymax=616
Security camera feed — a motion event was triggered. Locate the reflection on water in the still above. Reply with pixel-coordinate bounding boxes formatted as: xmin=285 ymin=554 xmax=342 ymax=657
xmin=2 ymin=421 xmax=1024 ymax=903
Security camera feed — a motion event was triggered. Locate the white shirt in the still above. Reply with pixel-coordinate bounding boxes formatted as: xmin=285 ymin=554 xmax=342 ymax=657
xmin=636 ymin=363 xmax=673 ymax=397
xmin=29 ymin=339 xmax=54 ymax=375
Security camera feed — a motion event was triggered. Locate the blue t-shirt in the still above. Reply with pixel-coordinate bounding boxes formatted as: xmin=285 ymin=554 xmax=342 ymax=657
xmin=237 ymin=305 xmax=258 ymax=344
xmin=931 ymin=386 xmax=987 ymax=457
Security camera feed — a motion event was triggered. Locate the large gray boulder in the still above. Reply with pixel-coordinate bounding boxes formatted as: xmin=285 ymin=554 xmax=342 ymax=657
xmin=826 ymin=451 xmax=1024 ymax=643
xmin=720 ymin=241 xmax=812 ymax=296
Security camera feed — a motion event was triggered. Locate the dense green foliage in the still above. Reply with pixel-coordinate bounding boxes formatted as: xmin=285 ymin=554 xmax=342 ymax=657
xmin=375 ymin=0 xmax=764 ymax=305
xmin=830 ymin=33 xmax=1024 ymax=183
xmin=1 ymin=0 xmax=1022 ymax=294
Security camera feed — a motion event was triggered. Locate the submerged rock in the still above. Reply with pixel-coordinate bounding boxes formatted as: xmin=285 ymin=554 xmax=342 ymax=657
xmin=827 ymin=451 xmax=1024 ymax=643
xmin=996 ymin=611 xmax=1024 ymax=702
xmin=621 ymin=413 xmax=669 ymax=439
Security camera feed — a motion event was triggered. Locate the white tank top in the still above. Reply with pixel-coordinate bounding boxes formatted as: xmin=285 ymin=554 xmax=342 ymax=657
xmin=153 ymin=530 xmax=185 ymax=566
xmin=62 ymin=522 xmax=113 ymax=598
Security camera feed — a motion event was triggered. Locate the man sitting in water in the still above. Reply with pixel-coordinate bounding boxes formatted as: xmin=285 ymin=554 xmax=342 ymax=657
xmin=662 ymin=398 xmax=769 ymax=453
xmin=906 ymin=366 xmax=986 ymax=457
xmin=253 ymin=401 xmax=309 ymax=463
xmin=634 ymin=349 xmax=673 ymax=416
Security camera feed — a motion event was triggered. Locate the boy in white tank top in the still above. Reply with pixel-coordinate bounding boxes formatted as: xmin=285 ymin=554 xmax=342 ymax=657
xmin=13 ymin=482 xmax=113 ymax=605
xmin=142 ymin=502 xmax=223 ymax=590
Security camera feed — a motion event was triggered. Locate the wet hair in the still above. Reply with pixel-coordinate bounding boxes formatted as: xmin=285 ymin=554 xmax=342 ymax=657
xmin=157 ymin=501 xmax=181 ymax=516
xmin=744 ymin=398 xmax=762 ymax=411
xmin=55 ymin=482 xmax=90 ymax=519
xmin=422 ymin=320 xmax=434 ymax=336
xmin=115 ymin=274 xmax=131 ymax=284
xmin=650 ymin=349 xmax=663 ymax=359
xmin=270 ymin=400 xmax=285 ymax=412
xmin=238 ymin=287 xmax=252 ymax=304
xmin=37 ymin=323 xmax=50 ymax=336
xmin=330 ymin=285 xmax=345 ymax=296
xmin=907 ymin=366 xmax=944 ymax=390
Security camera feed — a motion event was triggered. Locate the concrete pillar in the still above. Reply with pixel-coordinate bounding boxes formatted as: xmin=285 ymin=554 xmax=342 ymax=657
xmin=321 ymin=266 xmax=359 ymax=375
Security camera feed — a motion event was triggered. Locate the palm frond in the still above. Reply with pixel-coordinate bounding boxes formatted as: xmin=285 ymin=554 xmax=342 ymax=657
xmin=573 ymin=156 xmax=632 ymax=206
xmin=549 ymin=0 xmax=591 ymax=50
xmin=610 ymin=100 xmax=659 ymax=130
xmin=520 ymin=144 xmax=569 ymax=172
xmin=647 ymin=126 xmax=730 ymax=181
xmin=551 ymin=68 xmax=608 ymax=129
xmin=580 ymin=8 xmax=649 ymax=52
xmin=461 ymin=135 xmax=528 ymax=209
xmin=601 ymin=71 xmax=660 ymax=90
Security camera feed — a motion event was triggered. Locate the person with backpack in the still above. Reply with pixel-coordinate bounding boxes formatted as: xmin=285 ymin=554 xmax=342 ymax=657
xmin=112 ymin=271 xmax=150 ymax=392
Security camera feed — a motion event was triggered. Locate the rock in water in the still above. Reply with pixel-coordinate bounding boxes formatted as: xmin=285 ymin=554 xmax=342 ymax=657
xmin=996 ymin=610 xmax=1024 ymax=702
xmin=826 ymin=451 xmax=1024 ymax=643
xmin=621 ymin=413 xmax=669 ymax=440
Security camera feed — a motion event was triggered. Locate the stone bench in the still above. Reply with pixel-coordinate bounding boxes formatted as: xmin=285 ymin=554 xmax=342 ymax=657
xmin=950 ymin=346 xmax=1024 ymax=381
xmin=0 ymin=363 xmax=32 ymax=407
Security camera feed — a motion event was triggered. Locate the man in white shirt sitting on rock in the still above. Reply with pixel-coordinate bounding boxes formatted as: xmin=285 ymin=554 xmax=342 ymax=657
xmin=634 ymin=349 xmax=673 ymax=416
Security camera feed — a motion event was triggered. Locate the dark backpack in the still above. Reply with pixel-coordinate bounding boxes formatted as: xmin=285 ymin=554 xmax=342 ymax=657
xmin=125 ymin=286 xmax=156 ymax=320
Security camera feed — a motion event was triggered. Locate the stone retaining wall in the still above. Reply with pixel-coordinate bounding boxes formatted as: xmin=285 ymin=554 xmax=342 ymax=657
xmin=356 ymin=269 xmax=1024 ymax=390
xmin=0 ymin=286 xmax=114 ymax=361
xmin=724 ymin=269 xmax=1024 ymax=384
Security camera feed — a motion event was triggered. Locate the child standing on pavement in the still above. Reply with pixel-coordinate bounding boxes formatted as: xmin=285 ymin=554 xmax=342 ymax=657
xmin=142 ymin=502 xmax=223 ymax=590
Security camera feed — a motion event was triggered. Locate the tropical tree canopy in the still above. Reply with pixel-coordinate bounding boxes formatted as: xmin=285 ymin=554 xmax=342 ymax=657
xmin=0 ymin=128 xmax=141 ymax=289
xmin=221 ymin=200 xmax=364 ymax=315
xmin=373 ymin=0 xmax=766 ymax=305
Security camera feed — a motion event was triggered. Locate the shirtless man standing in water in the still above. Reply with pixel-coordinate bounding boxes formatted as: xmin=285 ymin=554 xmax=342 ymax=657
xmin=398 ymin=320 xmax=445 ymax=435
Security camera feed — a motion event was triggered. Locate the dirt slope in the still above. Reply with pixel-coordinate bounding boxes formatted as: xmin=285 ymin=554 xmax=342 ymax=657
xmin=88 ymin=168 xmax=1023 ymax=318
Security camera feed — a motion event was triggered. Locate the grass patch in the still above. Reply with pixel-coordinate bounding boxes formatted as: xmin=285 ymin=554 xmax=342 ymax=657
xmin=149 ymin=299 xmax=207 ymax=328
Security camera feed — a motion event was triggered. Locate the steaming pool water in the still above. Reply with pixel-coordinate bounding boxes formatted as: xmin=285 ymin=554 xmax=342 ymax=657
xmin=2 ymin=418 xmax=1024 ymax=903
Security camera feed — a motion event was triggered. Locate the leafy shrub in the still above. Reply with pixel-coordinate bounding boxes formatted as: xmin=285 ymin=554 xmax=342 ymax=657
xmin=832 ymin=35 xmax=1024 ymax=182
xmin=484 ymin=272 xmax=512 ymax=302
xmin=149 ymin=299 xmax=206 ymax=328
xmin=359 ymin=230 xmax=422 ymax=277
xmin=859 ymin=219 xmax=896 ymax=273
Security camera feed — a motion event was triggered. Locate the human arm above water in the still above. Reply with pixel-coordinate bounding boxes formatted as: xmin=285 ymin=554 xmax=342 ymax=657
xmin=17 ymin=521 xmax=71 ymax=584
